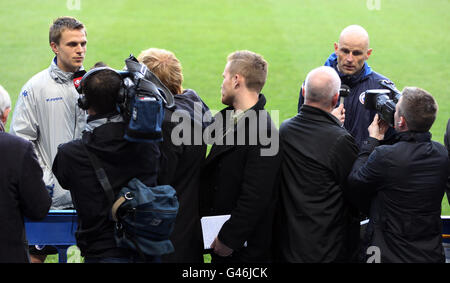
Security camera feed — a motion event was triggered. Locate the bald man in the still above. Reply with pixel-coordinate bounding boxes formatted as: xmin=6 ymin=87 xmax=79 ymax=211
xmin=298 ymin=25 xmax=395 ymax=147
xmin=273 ymin=66 xmax=360 ymax=262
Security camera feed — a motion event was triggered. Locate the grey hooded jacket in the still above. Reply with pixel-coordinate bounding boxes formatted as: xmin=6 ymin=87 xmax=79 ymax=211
xmin=10 ymin=58 xmax=86 ymax=209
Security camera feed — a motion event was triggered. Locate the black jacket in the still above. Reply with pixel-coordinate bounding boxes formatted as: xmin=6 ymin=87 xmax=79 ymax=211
xmin=273 ymin=105 xmax=360 ymax=262
xmin=53 ymin=115 xmax=160 ymax=259
xmin=159 ymin=89 xmax=211 ymax=263
xmin=0 ymin=133 xmax=51 ymax=263
xmin=200 ymin=94 xmax=281 ymax=263
xmin=347 ymin=131 xmax=448 ymax=263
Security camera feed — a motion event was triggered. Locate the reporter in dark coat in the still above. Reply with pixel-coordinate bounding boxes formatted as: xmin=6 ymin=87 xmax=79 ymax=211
xmin=347 ymin=87 xmax=448 ymax=263
xmin=138 ymin=48 xmax=212 ymax=262
xmin=200 ymin=51 xmax=281 ymax=263
xmin=0 ymin=132 xmax=51 ymax=262
xmin=273 ymin=66 xmax=359 ymax=262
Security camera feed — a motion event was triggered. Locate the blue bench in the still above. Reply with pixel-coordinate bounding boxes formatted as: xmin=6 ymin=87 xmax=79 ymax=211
xmin=25 ymin=210 xmax=77 ymax=263
xmin=24 ymin=211 xmax=450 ymax=263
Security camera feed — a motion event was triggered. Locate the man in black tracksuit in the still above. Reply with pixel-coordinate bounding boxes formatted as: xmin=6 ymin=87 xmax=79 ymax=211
xmin=53 ymin=68 xmax=161 ymax=263
xmin=200 ymin=50 xmax=281 ymax=263
xmin=273 ymin=66 xmax=359 ymax=262
xmin=347 ymin=87 xmax=448 ymax=263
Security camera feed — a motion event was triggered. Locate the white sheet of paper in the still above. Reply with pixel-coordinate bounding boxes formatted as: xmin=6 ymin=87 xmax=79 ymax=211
xmin=200 ymin=215 xmax=231 ymax=250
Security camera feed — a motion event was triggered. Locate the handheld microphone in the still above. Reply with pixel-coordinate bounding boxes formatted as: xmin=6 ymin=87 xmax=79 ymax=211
xmin=339 ymin=84 xmax=350 ymax=105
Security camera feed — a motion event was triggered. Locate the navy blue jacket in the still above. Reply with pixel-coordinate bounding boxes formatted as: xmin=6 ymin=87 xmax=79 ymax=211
xmin=347 ymin=131 xmax=448 ymax=263
xmin=298 ymin=53 xmax=394 ymax=147
xmin=0 ymin=133 xmax=51 ymax=262
xmin=158 ymin=89 xmax=212 ymax=263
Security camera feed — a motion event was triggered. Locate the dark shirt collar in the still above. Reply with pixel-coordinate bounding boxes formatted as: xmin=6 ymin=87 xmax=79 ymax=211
xmin=299 ymin=104 xmax=343 ymax=127
xmin=395 ymin=131 xmax=432 ymax=143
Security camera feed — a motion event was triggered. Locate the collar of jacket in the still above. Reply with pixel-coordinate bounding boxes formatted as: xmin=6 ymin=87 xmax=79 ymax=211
xmin=206 ymin=94 xmax=268 ymax=160
xmin=49 ymin=57 xmax=85 ymax=84
xmin=219 ymin=93 xmax=267 ymax=115
xmin=324 ymin=53 xmax=372 ymax=87
xmin=217 ymin=93 xmax=267 ymax=132
xmin=299 ymin=104 xmax=343 ymax=127
xmin=82 ymin=115 xmax=127 ymax=153
xmin=171 ymin=88 xmax=214 ymax=130
xmin=85 ymin=112 xmax=123 ymax=133
xmin=394 ymin=131 xmax=432 ymax=143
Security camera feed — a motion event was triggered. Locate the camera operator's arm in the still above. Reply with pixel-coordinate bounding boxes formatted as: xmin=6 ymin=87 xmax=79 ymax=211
xmin=345 ymin=115 xmax=388 ymax=214
xmin=368 ymin=114 xmax=389 ymax=141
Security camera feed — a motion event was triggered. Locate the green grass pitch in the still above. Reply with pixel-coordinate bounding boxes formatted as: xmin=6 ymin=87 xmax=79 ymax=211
xmin=0 ymin=0 xmax=448 ymax=262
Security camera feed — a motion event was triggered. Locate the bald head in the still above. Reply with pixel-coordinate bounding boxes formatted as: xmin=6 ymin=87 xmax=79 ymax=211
xmin=334 ymin=25 xmax=373 ymax=75
xmin=339 ymin=25 xmax=370 ymax=49
xmin=304 ymin=66 xmax=341 ymax=111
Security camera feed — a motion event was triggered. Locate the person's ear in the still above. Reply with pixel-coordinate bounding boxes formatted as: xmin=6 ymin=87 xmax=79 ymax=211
xmin=1 ymin=108 xmax=10 ymax=124
xmin=334 ymin=42 xmax=339 ymax=54
xmin=366 ymin=48 xmax=373 ymax=60
xmin=331 ymin=93 xmax=339 ymax=108
xmin=234 ymin=74 xmax=240 ymax=89
xmin=399 ymin=116 xmax=406 ymax=127
xmin=50 ymin=42 xmax=59 ymax=55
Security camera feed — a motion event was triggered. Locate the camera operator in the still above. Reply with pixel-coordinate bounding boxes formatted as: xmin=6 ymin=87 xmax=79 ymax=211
xmin=346 ymin=87 xmax=449 ymax=263
xmin=52 ymin=68 xmax=162 ymax=263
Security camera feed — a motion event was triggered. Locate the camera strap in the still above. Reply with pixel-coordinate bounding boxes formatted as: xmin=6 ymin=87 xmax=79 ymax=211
xmin=82 ymin=144 xmax=115 ymax=206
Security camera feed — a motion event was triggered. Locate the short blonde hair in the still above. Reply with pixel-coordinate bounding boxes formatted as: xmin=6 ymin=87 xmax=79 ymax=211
xmin=227 ymin=50 xmax=268 ymax=93
xmin=138 ymin=48 xmax=183 ymax=95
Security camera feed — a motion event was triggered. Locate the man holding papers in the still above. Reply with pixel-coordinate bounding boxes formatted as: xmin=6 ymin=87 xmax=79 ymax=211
xmin=199 ymin=50 xmax=281 ymax=263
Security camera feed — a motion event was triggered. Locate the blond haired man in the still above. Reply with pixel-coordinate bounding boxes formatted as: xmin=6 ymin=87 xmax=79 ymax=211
xmin=200 ymin=50 xmax=281 ymax=263
xmin=138 ymin=48 xmax=211 ymax=262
